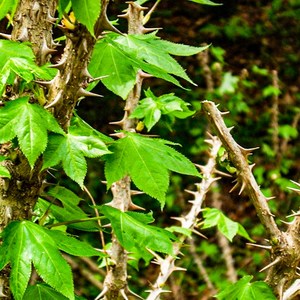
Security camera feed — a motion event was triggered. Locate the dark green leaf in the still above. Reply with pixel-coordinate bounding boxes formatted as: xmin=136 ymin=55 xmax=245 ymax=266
xmin=46 ymin=230 xmax=103 ymax=257
xmin=100 ymin=205 xmax=176 ymax=256
xmin=0 ymin=221 xmax=74 ymax=300
xmin=216 ymin=275 xmax=276 ymax=300
xmin=40 ymin=186 xmax=100 ymax=231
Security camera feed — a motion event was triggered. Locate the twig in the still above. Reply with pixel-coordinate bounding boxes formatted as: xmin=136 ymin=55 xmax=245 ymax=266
xmin=187 ymin=237 xmax=216 ymax=294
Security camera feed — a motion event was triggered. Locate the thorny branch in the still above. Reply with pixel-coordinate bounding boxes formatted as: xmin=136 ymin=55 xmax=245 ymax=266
xmin=146 ymin=135 xmax=222 ymax=300
xmin=202 ymin=100 xmax=300 ymax=299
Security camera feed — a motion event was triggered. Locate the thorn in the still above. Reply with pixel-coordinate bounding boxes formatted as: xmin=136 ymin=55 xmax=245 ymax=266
xmin=188 ymin=200 xmax=197 ymax=205
xmin=87 ymin=75 xmax=109 ymax=83
xmin=128 ymin=201 xmax=145 ymax=211
xmin=192 ymin=229 xmax=207 ymax=239
xmin=77 ymin=87 xmax=103 ymax=98
xmin=138 ymin=70 xmax=153 ymax=79
xmin=41 ymin=37 xmax=57 ymax=60
xmin=17 ymin=27 xmax=28 ymax=41
xmin=184 ymin=189 xmax=198 ymax=196
xmin=238 ymin=145 xmax=260 ymax=156
xmin=34 ymin=79 xmax=54 ymax=87
xmin=280 ymin=219 xmax=293 ymax=225
xmin=204 ymin=139 xmax=214 ymax=146
xmin=44 ymin=90 xmax=63 ymax=109
xmin=130 ymin=190 xmax=145 ymax=196
xmin=47 ymin=12 xmax=58 ymax=22
xmin=170 ymin=217 xmax=185 ymax=224
xmin=220 ymin=111 xmax=230 ymax=115
xmin=238 ymin=180 xmax=246 ymax=195
xmin=100 ymin=180 xmax=107 ymax=185
xmin=249 ymin=163 xmax=256 ymax=171
xmin=102 ymin=223 xmax=111 ymax=228
xmin=109 ymin=119 xmax=125 ymax=126
xmin=146 ymin=248 xmax=163 ymax=262
xmin=120 ymin=289 xmax=129 ymax=300
xmin=246 ymin=243 xmax=272 ymax=250
xmin=211 ymin=177 xmax=222 ymax=183
xmin=128 ymin=287 xmax=144 ymax=300
xmin=214 ymin=169 xmax=232 ymax=177
xmin=0 ymin=33 xmax=12 ymax=40
xmin=259 ymin=258 xmax=281 ymax=272
xmin=296 ymin=267 xmax=300 ymax=271
xmin=95 ymin=286 xmax=109 ymax=300
xmin=229 ymin=181 xmax=240 ymax=193
xmin=110 ymin=132 xmax=125 ymax=139
xmin=265 ymin=196 xmax=276 ymax=201
xmin=141 ymin=27 xmax=162 ymax=34
xmin=173 ymin=266 xmax=187 ymax=272
xmin=50 ymin=57 xmax=67 ymax=70
xmin=118 ymin=12 xmax=130 ymax=19
xmin=227 ymin=126 xmax=234 ymax=132
xmin=194 ymin=164 xmax=206 ymax=173
xmin=287 ymin=212 xmax=300 ymax=218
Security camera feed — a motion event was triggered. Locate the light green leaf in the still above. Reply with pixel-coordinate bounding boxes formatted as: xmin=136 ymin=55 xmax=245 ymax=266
xmin=43 ymin=119 xmax=111 ymax=187
xmin=24 ymin=284 xmax=70 ymax=300
xmin=0 ymin=221 xmax=74 ymax=300
xmin=130 ymin=88 xmax=195 ymax=131
xmin=71 ymin=0 xmax=101 ymax=36
xmin=0 ymin=156 xmax=10 ymax=178
xmin=88 ymin=38 xmax=137 ymax=99
xmin=0 ymin=97 xmax=64 ymax=167
xmin=0 ymin=0 xmax=19 ymax=21
xmin=216 ymin=275 xmax=276 ymax=300
xmin=39 ymin=186 xmax=99 ymax=231
xmin=0 ymin=40 xmax=55 ymax=94
xmin=217 ymin=72 xmax=239 ymax=95
xmin=278 ymin=124 xmax=298 ymax=139
xmin=104 ymin=132 xmax=200 ymax=206
xmin=100 ymin=205 xmax=177 ymax=256
xmin=189 ymin=0 xmax=222 ymax=5
xmin=202 ymin=208 xmax=254 ymax=242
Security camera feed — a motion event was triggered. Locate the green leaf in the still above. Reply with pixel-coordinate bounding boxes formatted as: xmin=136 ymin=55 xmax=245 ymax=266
xmin=0 ymin=40 xmax=55 ymax=94
xmin=39 ymin=186 xmax=100 ymax=231
xmin=43 ymin=119 xmax=111 ymax=187
xmin=202 ymin=208 xmax=254 ymax=242
xmin=217 ymin=72 xmax=239 ymax=95
xmin=278 ymin=124 xmax=298 ymax=139
xmin=0 ymin=0 xmax=18 ymax=21
xmin=130 ymin=88 xmax=195 ymax=131
xmin=88 ymin=37 xmax=137 ymax=99
xmin=46 ymin=230 xmax=103 ymax=257
xmin=89 ymin=32 xmax=206 ymax=99
xmin=216 ymin=275 xmax=276 ymax=300
xmin=189 ymin=0 xmax=222 ymax=5
xmin=24 ymin=284 xmax=70 ymax=300
xmin=114 ymin=33 xmax=200 ymax=85
xmin=0 ymin=97 xmax=64 ymax=167
xmin=104 ymin=132 xmax=200 ymax=206
xmin=0 ymin=221 xmax=74 ymax=300
xmin=71 ymin=0 xmax=101 ymax=36
xmin=0 ymin=156 xmax=10 ymax=178
xmin=100 ymin=205 xmax=177 ymax=256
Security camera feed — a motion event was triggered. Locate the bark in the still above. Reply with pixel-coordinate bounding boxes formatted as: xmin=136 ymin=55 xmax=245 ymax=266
xmin=0 ymin=0 xmax=109 ymax=297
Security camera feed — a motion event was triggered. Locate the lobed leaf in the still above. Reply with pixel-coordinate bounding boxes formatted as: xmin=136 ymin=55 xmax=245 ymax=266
xmin=0 ymin=97 xmax=64 ymax=167
xmin=100 ymin=205 xmax=177 ymax=256
xmin=71 ymin=0 xmax=101 ymax=36
xmin=104 ymin=132 xmax=200 ymax=206
xmin=216 ymin=275 xmax=276 ymax=300
xmin=202 ymin=208 xmax=254 ymax=242
xmin=23 ymin=284 xmax=70 ymax=300
xmin=0 ymin=221 xmax=74 ymax=300
xmin=43 ymin=117 xmax=111 ymax=187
